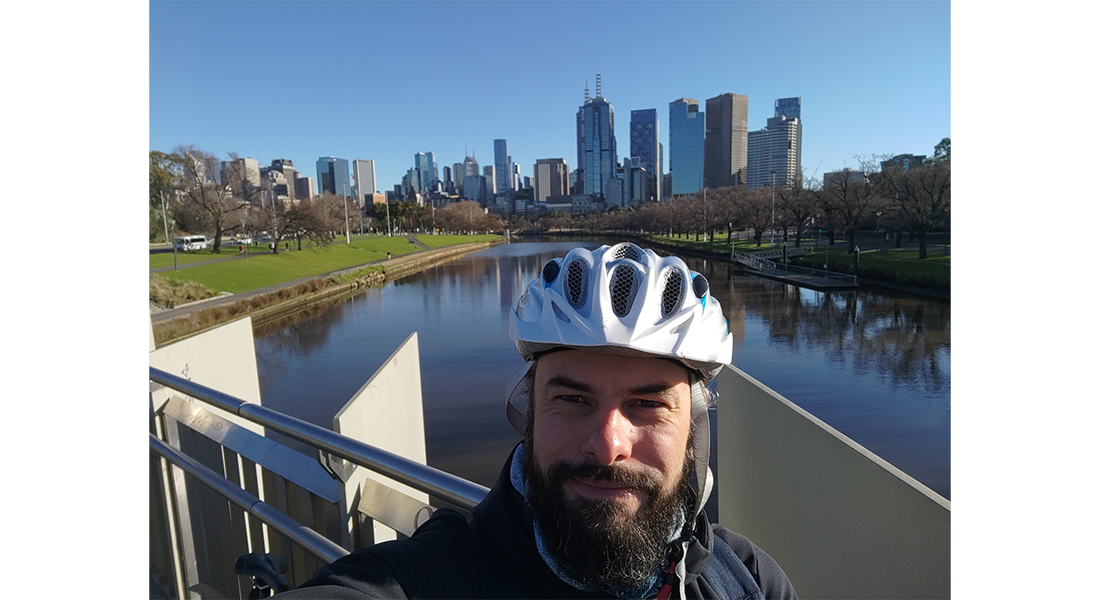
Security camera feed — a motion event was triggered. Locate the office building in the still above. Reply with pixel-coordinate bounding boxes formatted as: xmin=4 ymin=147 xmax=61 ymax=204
xmin=220 ymin=157 xmax=260 ymax=199
xmin=414 ymin=152 xmax=436 ymax=195
xmin=494 ymin=139 xmax=514 ymax=192
xmin=669 ymin=98 xmax=705 ymax=195
xmin=352 ymin=159 xmax=376 ymax=204
xmin=316 ymin=157 xmax=351 ymax=196
xmin=533 ymin=158 xmax=569 ymax=203
xmin=295 ymin=176 xmax=314 ymax=200
xmin=775 ymin=97 xmax=801 ymax=120
xmin=630 ymin=108 xmax=660 ymax=202
xmin=881 ymin=154 xmax=926 ymax=172
xmin=261 ymin=158 xmax=297 ymax=201
xmin=704 ymin=93 xmax=749 ymax=188
xmin=747 ymin=98 xmax=802 ymax=190
xmin=575 ymin=75 xmax=618 ymax=199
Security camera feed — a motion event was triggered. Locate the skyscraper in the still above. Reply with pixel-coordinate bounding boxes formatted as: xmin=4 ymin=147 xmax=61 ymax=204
xmin=630 ymin=108 xmax=660 ymax=202
xmin=576 ymin=75 xmax=617 ymax=199
xmin=494 ymin=139 xmax=513 ymax=193
xmin=748 ymin=97 xmax=802 ymax=189
xmin=704 ymin=93 xmax=749 ymax=188
xmin=533 ymin=158 xmax=569 ymax=203
xmin=414 ymin=152 xmax=436 ymax=195
xmin=668 ymin=98 xmax=705 ymax=196
xmin=316 ymin=157 xmax=351 ymax=196
xmin=353 ymin=159 xmax=376 ymax=204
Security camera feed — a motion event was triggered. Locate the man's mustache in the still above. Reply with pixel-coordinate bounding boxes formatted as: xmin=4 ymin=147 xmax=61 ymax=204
xmin=545 ymin=460 xmax=663 ymax=492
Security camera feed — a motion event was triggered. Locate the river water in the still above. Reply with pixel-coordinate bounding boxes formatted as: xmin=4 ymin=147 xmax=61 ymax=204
xmin=254 ymin=239 xmax=950 ymax=501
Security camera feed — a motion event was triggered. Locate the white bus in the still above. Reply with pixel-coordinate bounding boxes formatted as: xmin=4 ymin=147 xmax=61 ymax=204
xmin=173 ymin=235 xmax=209 ymax=251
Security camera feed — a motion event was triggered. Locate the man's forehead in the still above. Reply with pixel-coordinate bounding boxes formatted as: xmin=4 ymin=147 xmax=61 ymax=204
xmin=534 ymin=349 xmax=692 ymax=389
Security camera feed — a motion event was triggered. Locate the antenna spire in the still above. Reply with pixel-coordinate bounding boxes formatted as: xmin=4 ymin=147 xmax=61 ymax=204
xmin=584 ymin=81 xmax=590 ymax=103
xmin=596 ymin=73 xmax=602 ymax=99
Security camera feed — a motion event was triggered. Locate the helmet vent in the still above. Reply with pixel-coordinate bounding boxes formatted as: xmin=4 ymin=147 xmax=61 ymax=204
xmin=661 ymin=268 xmax=685 ymax=317
xmin=609 ymin=264 xmax=639 ymax=317
xmin=564 ymin=259 xmax=588 ymax=308
xmin=613 ymin=243 xmax=641 ymax=262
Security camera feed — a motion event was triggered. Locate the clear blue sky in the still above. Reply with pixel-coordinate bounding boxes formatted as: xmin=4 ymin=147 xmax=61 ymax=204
xmin=149 ymin=0 xmax=950 ymax=193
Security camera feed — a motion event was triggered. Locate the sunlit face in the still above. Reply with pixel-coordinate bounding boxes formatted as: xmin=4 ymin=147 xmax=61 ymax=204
xmin=529 ymin=349 xmax=693 ymax=515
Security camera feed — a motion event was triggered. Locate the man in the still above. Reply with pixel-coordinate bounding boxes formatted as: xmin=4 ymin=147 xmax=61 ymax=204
xmin=277 ymin=243 xmax=796 ymax=599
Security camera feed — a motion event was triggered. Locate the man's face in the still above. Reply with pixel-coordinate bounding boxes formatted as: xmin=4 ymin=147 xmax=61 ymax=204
xmin=522 ymin=349 xmax=695 ymax=595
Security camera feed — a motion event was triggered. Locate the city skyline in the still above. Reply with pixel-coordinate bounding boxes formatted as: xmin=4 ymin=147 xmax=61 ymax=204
xmin=149 ymin=1 xmax=950 ymax=196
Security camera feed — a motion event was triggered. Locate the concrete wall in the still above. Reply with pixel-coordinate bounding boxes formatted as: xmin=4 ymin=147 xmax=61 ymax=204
xmin=332 ymin=332 xmax=430 ymax=547
xmin=715 ymin=365 xmax=950 ymax=599
xmin=150 ymin=316 xmax=264 ymax=434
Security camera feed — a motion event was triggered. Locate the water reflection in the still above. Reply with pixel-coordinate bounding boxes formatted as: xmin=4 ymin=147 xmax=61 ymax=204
xmin=254 ymin=240 xmax=950 ymax=499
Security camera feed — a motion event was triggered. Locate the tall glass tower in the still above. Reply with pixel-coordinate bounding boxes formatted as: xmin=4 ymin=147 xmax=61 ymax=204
xmin=630 ymin=108 xmax=660 ymax=202
xmin=316 ymin=157 xmax=351 ymax=197
xmin=575 ymin=75 xmax=617 ymax=199
xmin=493 ymin=139 xmax=512 ymax=192
xmin=668 ymin=98 xmax=704 ymax=195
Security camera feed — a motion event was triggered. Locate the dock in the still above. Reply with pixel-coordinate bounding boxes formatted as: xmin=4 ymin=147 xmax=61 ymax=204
xmin=732 ymin=249 xmax=859 ymax=291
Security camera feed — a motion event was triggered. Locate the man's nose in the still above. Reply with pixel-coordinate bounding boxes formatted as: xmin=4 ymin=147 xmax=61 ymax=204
xmin=581 ymin=407 xmax=632 ymax=465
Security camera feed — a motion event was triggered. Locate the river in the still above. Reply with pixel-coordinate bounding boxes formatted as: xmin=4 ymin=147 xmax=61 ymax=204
xmin=254 ymin=239 xmax=950 ymax=502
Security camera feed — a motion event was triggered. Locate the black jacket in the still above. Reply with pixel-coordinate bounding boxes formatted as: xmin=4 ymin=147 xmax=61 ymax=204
xmin=277 ymin=448 xmax=796 ymax=599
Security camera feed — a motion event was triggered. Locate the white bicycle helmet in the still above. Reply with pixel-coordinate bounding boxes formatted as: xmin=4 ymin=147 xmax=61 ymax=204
xmin=505 ymin=242 xmax=733 ymax=522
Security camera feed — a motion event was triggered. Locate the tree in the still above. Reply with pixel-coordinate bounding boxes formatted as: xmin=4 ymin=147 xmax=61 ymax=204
xmin=150 ymin=151 xmax=180 ymax=242
xmin=777 ymin=186 xmax=817 ymax=247
xmin=878 ymin=158 xmax=950 ymax=259
xmin=171 ymin=145 xmax=254 ymax=253
xmin=812 ymin=167 xmax=876 ymax=253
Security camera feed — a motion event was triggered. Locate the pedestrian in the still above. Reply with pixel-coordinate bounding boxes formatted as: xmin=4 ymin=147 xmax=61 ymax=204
xmin=387 ymin=251 xmax=391 ymax=260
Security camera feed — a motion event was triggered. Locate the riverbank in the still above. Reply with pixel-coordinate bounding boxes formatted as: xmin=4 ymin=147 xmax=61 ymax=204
xmin=517 ymin=231 xmax=950 ymax=300
xmin=151 ymin=239 xmax=502 ymax=346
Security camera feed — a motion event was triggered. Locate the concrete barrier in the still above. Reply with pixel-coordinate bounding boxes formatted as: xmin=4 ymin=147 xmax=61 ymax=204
xmin=715 ymin=365 xmax=950 ymax=599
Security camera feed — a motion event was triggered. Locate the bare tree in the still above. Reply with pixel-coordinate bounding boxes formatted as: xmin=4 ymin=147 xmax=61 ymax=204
xmin=777 ymin=186 xmax=817 ymax=247
xmin=877 ymin=158 xmax=950 ymax=259
xmin=171 ymin=145 xmax=255 ymax=253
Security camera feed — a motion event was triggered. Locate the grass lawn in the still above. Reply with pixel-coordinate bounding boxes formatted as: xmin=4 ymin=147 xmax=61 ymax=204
xmin=151 ymin=234 xmax=500 ymax=294
xmin=417 ymin=234 xmax=502 ymax=248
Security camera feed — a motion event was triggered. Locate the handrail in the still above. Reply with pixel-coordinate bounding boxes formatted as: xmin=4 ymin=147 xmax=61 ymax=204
xmin=150 ymin=367 xmax=490 ymax=510
xmin=150 ymin=434 xmax=349 ymax=564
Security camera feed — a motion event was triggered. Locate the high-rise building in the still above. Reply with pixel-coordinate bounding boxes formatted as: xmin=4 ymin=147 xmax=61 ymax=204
xmin=414 ymin=152 xmax=436 ymax=195
xmin=494 ymin=139 xmax=514 ymax=193
xmin=220 ymin=157 xmax=261 ymax=198
xmin=265 ymin=159 xmax=298 ymax=200
xmin=748 ymin=97 xmax=803 ymax=189
xmin=352 ymin=159 xmax=376 ymax=204
xmin=880 ymin=154 xmax=926 ymax=172
xmin=483 ymin=165 xmax=497 ymax=194
xmin=316 ymin=157 xmax=351 ymax=196
xmin=295 ymin=176 xmax=314 ymax=200
xmin=704 ymin=93 xmax=749 ymax=188
xmin=576 ymin=75 xmax=617 ymax=199
xmin=775 ymin=97 xmax=801 ymax=120
xmin=669 ymin=98 xmax=705 ymax=196
xmin=630 ymin=109 xmax=660 ymax=202
xmin=533 ymin=158 xmax=569 ymax=203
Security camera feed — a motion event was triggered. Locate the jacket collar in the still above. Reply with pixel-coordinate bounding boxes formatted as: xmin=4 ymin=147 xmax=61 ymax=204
xmin=472 ymin=443 xmax=716 ymax=597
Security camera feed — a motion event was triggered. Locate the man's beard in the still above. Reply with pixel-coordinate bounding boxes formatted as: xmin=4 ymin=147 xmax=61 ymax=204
xmin=523 ymin=445 xmax=694 ymax=597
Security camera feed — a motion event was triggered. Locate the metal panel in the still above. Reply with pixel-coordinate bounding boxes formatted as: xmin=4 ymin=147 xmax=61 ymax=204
xmin=356 ymin=479 xmax=436 ymax=537
xmin=162 ymin=396 xmax=338 ymax=504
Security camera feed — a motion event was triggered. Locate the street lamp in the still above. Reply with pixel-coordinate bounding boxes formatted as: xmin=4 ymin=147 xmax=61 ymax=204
xmin=770 ymin=171 xmax=776 ymax=247
xmin=342 ymin=183 xmax=351 ymax=244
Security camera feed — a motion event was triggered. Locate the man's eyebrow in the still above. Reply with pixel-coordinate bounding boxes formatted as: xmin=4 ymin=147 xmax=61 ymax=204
xmin=543 ymin=376 xmax=677 ymax=397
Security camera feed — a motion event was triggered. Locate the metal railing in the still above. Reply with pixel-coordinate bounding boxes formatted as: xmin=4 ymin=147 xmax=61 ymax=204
xmin=150 ymin=367 xmax=489 ymax=510
xmin=151 ymin=365 xmax=492 ymax=597
xmin=151 ymin=434 xmax=348 ymax=564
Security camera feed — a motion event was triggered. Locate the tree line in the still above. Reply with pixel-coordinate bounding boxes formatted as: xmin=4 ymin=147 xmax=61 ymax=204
xmin=509 ymin=138 xmax=950 ymax=260
xmin=152 ymin=139 xmax=947 ymax=259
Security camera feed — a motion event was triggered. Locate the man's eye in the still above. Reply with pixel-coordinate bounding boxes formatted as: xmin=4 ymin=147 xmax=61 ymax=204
xmin=556 ymin=395 xmax=586 ymax=404
xmin=635 ymin=399 xmax=666 ymax=409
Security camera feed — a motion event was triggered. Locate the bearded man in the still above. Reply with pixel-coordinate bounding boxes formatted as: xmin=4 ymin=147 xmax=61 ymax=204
xmin=277 ymin=243 xmax=796 ymax=599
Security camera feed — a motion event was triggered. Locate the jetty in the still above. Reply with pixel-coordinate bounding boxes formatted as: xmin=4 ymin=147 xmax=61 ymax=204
xmin=732 ymin=248 xmax=859 ymax=291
